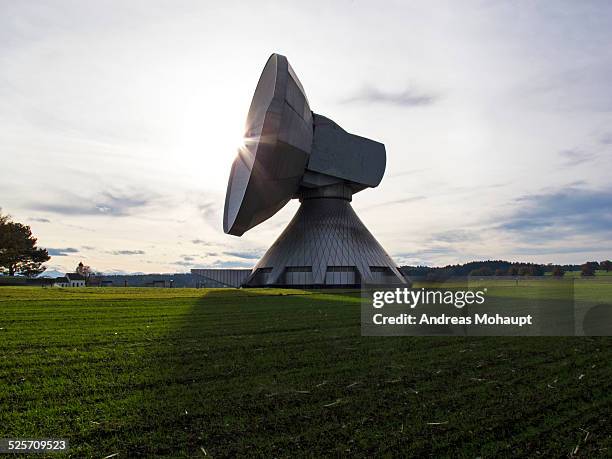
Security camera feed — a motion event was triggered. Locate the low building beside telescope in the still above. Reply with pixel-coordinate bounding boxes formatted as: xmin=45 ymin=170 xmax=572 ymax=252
xmin=191 ymin=269 xmax=252 ymax=288
xmin=191 ymin=267 xmax=407 ymax=288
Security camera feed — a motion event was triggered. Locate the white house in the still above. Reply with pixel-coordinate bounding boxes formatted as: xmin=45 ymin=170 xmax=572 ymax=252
xmin=66 ymin=273 xmax=86 ymax=287
xmin=53 ymin=273 xmax=86 ymax=287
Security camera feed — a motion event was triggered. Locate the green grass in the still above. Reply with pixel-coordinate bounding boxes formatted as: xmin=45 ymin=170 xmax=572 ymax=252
xmin=1 ymin=286 xmax=611 ymax=457
xmin=545 ymin=270 xmax=612 ymax=278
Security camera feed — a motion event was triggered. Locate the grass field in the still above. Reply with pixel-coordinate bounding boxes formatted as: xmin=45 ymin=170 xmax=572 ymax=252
xmin=544 ymin=270 xmax=612 ymax=278
xmin=1 ymin=286 xmax=611 ymax=457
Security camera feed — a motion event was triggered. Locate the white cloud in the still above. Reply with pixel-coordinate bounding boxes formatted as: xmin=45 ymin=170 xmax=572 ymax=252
xmin=2 ymin=1 xmax=612 ymax=271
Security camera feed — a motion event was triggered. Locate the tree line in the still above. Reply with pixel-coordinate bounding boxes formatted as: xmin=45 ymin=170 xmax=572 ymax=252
xmin=400 ymin=259 xmax=612 ymax=280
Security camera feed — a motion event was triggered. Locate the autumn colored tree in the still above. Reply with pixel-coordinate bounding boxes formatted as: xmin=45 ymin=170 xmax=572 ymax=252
xmin=552 ymin=266 xmax=565 ymax=277
xmin=76 ymin=262 xmax=92 ymax=278
xmin=581 ymin=262 xmax=596 ymax=277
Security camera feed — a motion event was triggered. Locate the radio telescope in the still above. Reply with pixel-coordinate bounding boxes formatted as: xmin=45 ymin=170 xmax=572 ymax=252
xmin=223 ymin=53 xmax=406 ymax=287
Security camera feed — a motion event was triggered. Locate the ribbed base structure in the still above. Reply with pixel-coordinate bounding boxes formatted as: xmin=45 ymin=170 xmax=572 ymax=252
xmin=244 ymin=198 xmax=406 ymax=287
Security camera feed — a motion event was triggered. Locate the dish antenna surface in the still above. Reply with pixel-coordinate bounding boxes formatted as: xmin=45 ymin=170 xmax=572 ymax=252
xmin=224 ymin=53 xmax=406 ymax=287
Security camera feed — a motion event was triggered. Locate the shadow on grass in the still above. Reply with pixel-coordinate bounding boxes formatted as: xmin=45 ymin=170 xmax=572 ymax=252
xmin=89 ymin=288 xmax=369 ymax=457
xmin=77 ymin=288 xmax=612 ymax=457
xmin=94 ymin=289 xmax=364 ymax=457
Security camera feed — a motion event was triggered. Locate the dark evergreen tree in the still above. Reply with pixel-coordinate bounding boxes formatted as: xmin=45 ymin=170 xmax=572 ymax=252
xmin=0 ymin=211 xmax=50 ymax=277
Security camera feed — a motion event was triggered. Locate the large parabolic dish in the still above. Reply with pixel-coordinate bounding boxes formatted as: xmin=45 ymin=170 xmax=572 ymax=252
xmin=223 ymin=54 xmax=313 ymax=236
xmin=223 ymin=53 xmax=406 ymax=287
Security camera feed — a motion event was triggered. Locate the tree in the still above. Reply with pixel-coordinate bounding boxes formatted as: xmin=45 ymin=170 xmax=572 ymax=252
xmin=552 ymin=266 xmax=565 ymax=277
xmin=507 ymin=266 xmax=519 ymax=276
xmin=87 ymin=271 xmax=104 ymax=287
xmin=0 ymin=211 xmax=50 ymax=277
xmin=469 ymin=267 xmax=493 ymax=276
xmin=76 ymin=262 xmax=94 ymax=286
xmin=601 ymin=260 xmax=612 ymax=272
xmin=581 ymin=262 xmax=596 ymax=277
xmin=518 ymin=266 xmax=531 ymax=276
xmin=494 ymin=268 xmax=505 ymax=276
xmin=76 ymin=262 xmax=92 ymax=278
xmin=587 ymin=261 xmax=599 ymax=270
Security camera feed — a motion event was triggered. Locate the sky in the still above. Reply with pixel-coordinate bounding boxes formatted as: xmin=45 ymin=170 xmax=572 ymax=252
xmin=1 ymin=0 xmax=611 ymax=275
